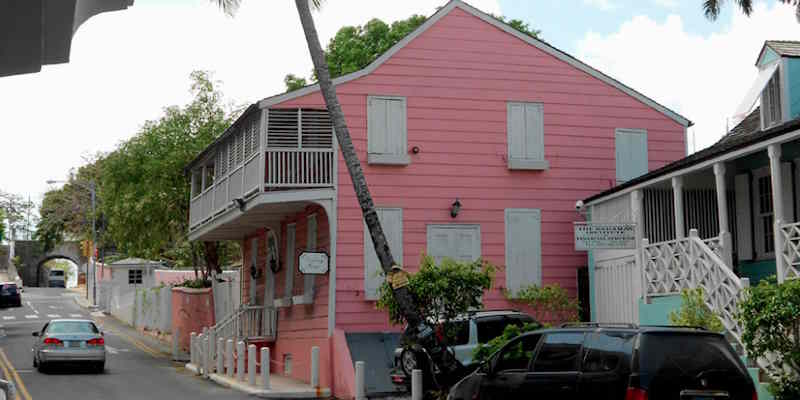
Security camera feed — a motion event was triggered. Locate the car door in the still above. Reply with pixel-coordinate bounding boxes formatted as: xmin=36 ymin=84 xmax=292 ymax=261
xmin=525 ymin=332 xmax=585 ymax=399
xmin=478 ymin=334 xmax=542 ymax=399
xmin=578 ymin=331 xmax=636 ymax=400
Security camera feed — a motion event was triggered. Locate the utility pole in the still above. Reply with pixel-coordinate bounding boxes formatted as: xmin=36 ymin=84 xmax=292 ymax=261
xmin=90 ymin=181 xmax=96 ymax=307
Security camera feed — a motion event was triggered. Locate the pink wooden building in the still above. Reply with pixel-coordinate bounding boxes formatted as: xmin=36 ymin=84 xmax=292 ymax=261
xmin=184 ymin=1 xmax=690 ymax=397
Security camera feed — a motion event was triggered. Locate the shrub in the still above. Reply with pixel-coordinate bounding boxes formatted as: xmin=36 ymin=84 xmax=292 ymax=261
xmin=668 ymin=288 xmax=724 ymax=332
xmin=505 ymin=283 xmax=579 ymax=323
xmin=737 ymin=277 xmax=800 ymax=399
xmin=176 ymin=278 xmax=211 ymax=289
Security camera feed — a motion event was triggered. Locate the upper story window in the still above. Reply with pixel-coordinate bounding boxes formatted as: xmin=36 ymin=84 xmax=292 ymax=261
xmin=268 ymin=108 xmax=333 ymax=149
xmin=367 ymin=95 xmax=409 ymax=165
xmin=507 ymin=102 xmax=548 ymax=170
xmin=615 ymin=128 xmax=648 ymax=184
xmin=762 ymin=72 xmax=782 ymax=128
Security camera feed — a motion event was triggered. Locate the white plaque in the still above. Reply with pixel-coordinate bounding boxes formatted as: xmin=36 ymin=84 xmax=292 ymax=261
xmin=574 ymin=222 xmax=636 ymax=250
xmin=299 ymin=252 xmax=329 ymax=275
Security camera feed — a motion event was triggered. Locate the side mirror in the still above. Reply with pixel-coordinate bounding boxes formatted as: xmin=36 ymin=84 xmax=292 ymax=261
xmin=32 ymin=332 xmax=39 ymax=337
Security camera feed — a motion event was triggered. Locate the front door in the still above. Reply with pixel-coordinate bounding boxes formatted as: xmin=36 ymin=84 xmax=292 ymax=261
xmin=426 ymin=224 xmax=481 ymax=264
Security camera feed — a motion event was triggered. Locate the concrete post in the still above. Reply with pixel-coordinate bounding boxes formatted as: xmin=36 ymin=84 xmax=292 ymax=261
xmin=355 ymin=361 xmax=366 ymax=400
xmin=202 ymin=335 xmax=210 ymax=377
xmin=237 ymin=341 xmax=245 ymax=382
xmin=190 ymin=332 xmax=197 ymax=365
xmin=768 ymin=144 xmax=787 ymax=282
xmin=261 ymin=347 xmax=270 ymax=390
xmin=172 ymin=327 xmax=180 ymax=361
xmin=226 ymin=339 xmax=234 ymax=378
xmin=208 ymin=329 xmax=216 ymax=370
xmin=248 ymin=344 xmax=257 ymax=386
xmin=412 ymin=369 xmax=423 ymax=400
xmin=310 ymin=346 xmax=320 ymax=389
xmin=672 ymin=176 xmax=685 ymax=238
xmin=217 ymin=338 xmax=224 ymax=374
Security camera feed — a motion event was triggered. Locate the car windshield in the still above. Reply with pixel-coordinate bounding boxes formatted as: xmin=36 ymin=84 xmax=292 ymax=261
xmin=47 ymin=321 xmax=98 ymax=334
xmin=50 ymin=270 xmax=64 ymax=277
xmin=638 ymin=333 xmax=746 ymax=377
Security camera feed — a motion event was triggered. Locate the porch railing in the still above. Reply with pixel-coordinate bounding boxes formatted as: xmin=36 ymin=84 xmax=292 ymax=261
xmin=642 ymin=229 xmax=782 ymax=378
xmin=265 ymin=148 xmax=334 ymax=188
xmin=779 ymin=221 xmax=800 ymax=281
xmin=212 ymin=305 xmax=277 ymax=343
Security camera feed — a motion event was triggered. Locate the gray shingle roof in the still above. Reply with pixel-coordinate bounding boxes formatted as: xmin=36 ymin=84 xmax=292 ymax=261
xmin=766 ymin=40 xmax=800 ymax=57
xmin=718 ymin=107 xmax=761 ymax=144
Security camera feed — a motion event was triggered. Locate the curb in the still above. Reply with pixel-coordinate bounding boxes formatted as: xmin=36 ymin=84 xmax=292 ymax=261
xmin=186 ymin=363 xmax=331 ymax=399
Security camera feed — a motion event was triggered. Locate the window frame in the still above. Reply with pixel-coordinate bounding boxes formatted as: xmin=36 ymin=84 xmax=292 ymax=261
xmin=761 ymin=71 xmax=782 ymax=129
xmin=506 ymin=101 xmax=549 ymax=170
xmin=367 ymin=95 xmax=410 ymax=165
xmin=128 ymin=269 xmax=143 ymax=285
xmin=752 ymin=167 xmax=775 ymax=259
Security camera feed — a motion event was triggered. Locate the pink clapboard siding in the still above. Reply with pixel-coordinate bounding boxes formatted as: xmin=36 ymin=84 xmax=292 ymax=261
xmin=273 ymin=6 xmax=685 ymax=332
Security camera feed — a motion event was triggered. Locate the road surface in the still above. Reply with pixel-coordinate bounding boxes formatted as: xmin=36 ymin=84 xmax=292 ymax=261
xmin=0 ymin=287 xmax=250 ymax=399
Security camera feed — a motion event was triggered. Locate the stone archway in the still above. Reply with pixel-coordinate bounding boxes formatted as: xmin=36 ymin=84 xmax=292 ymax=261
xmin=12 ymin=241 xmax=87 ymax=287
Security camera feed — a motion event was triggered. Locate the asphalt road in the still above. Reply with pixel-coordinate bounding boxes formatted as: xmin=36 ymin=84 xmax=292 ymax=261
xmin=0 ymin=287 xmax=251 ymax=400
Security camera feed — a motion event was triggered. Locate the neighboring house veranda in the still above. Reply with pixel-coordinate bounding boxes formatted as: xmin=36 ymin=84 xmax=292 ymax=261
xmin=184 ymin=1 xmax=690 ymax=397
xmin=583 ymin=40 xmax=800 ymax=377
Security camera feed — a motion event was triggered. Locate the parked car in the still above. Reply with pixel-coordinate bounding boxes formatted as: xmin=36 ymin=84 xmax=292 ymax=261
xmin=48 ymin=269 xmax=65 ymax=288
xmin=32 ymin=319 xmax=106 ymax=373
xmin=447 ymin=323 xmax=757 ymax=400
xmin=394 ymin=310 xmax=539 ymax=384
xmin=0 ymin=283 xmax=21 ymax=308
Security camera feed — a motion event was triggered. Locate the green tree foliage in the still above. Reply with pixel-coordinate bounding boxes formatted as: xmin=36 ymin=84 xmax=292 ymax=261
xmin=738 ymin=277 xmax=800 ymax=399
xmin=0 ymin=208 xmax=5 ymax=242
xmin=284 ymin=13 xmax=540 ymax=91
xmin=702 ymin=0 xmax=800 ymax=22
xmin=506 ymin=283 xmax=579 ymax=323
xmin=473 ymin=322 xmax=540 ymax=364
xmin=99 ymin=71 xmax=239 ymax=279
xmin=668 ymin=288 xmax=724 ymax=332
xmin=376 ymin=255 xmax=494 ymax=326
xmin=0 ymin=191 xmax=37 ymax=241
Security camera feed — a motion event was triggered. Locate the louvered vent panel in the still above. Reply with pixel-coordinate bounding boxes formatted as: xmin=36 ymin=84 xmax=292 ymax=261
xmin=217 ymin=144 xmax=227 ymax=176
xmin=235 ymin=131 xmax=243 ymax=165
xmin=301 ymin=109 xmax=333 ymax=148
xmin=268 ymin=109 xmax=299 ymax=148
xmin=251 ymin=117 xmax=260 ymax=154
xmin=227 ymin=140 xmax=234 ymax=171
xmin=244 ymin=122 xmax=253 ymax=158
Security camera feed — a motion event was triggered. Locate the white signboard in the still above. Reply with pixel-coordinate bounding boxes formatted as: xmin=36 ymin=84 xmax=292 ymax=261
xmin=299 ymin=252 xmax=329 ymax=275
xmin=574 ymin=222 xmax=636 ymax=250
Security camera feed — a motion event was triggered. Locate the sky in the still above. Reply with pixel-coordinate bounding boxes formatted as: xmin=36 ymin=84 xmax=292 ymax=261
xmin=1 ymin=0 xmax=799 ymax=211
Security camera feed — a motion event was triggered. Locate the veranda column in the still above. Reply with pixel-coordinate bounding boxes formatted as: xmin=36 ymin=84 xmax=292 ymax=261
xmin=631 ymin=190 xmax=645 ymax=307
xmin=768 ymin=144 xmax=787 ymax=282
xmin=672 ymin=176 xmax=686 ymax=238
xmin=713 ymin=163 xmax=734 ymax=267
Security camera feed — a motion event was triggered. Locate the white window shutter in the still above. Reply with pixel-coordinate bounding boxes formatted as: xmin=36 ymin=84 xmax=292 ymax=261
xmin=426 ymin=225 xmax=481 ymax=265
xmin=524 ymin=103 xmax=544 ymax=161
xmin=782 ymin=162 xmax=794 ymax=223
xmin=387 ymin=98 xmax=406 ymax=155
xmin=367 ymin=96 xmax=409 ymax=164
xmin=367 ymin=97 xmax=388 ymax=154
xmin=735 ymin=174 xmax=753 ymax=261
xmin=507 ymin=103 xmax=525 ymax=160
xmin=505 ymin=209 xmax=542 ymax=294
xmin=364 ymin=208 xmax=403 ymax=300
xmin=615 ymin=129 xmax=648 ymax=183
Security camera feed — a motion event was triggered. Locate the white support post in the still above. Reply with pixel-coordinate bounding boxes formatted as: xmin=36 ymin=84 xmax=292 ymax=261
xmin=237 ymin=341 xmax=246 ymax=382
xmin=248 ymin=344 xmax=257 ymax=386
xmin=714 ymin=163 xmax=734 ymax=267
xmin=412 ymin=369 xmax=423 ymax=400
xmin=631 ymin=190 xmax=645 ymax=312
xmin=207 ymin=329 xmax=215 ymax=373
xmin=355 ymin=361 xmax=366 ymax=400
xmin=310 ymin=346 xmax=320 ymax=389
xmin=672 ymin=176 xmax=685 ymax=238
xmin=261 ymin=347 xmax=271 ymax=390
xmin=226 ymin=339 xmax=234 ymax=378
xmin=190 ymin=332 xmax=197 ymax=366
xmin=641 ymin=238 xmax=650 ymax=304
xmin=202 ymin=335 xmax=210 ymax=377
xmin=769 ymin=144 xmax=787 ymax=282
xmin=217 ymin=338 xmax=224 ymax=375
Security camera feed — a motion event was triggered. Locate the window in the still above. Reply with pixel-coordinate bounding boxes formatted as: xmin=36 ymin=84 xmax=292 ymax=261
xmin=367 ymin=95 xmax=409 ymax=165
xmin=128 ymin=269 xmax=143 ymax=285
xmin=267 ymin=109 xmax=333 ymax=149
xmin=364 ymin=208 xmax=403 ymax=300
xmin=757 ymin=175 xmax=774 ymax=254
xmin=477 ymin=317 xmax=511 ymax=343
xmin=762 ymin=72 xmax=782 ymax=128
xmin=426 ymin=224 xmax=481 ymax=265
xmin=494 ymin=334 xmax=541 ymax=373
xmin=532 ymin=332 xmax=584 ymax=372
xmin=443 ymin=320 xmax=470 ymax=346
xmin=615 ymin=128 xmax=648 ymax=184
xmin=505 ymin=209 xmax=542 ymax=294
xmin=507 ymin=102 xmax=548 ymax=170
xmin=581 ymin=332 xmax=635 ymax=373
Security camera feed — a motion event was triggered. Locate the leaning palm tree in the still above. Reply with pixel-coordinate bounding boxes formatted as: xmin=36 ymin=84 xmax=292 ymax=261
xmin=703 ymin=0 xmax=800 ymax=21
xmin=210 ymin=0 xmax=422 ymax=328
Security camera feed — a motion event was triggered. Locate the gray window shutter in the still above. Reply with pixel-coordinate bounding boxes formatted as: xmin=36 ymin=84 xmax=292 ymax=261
xmin=426 ymin=225 xmax=481 ymax=265
xmin=782 ymin=162 xmax=794 ymax=223
xmin=387 ymin=98 xmax=407 ymax=155
xmin=368 ymin=96 xmax=408 ymax=164
xmin=367 ymin=97 xmax=388 ymax=154
xmin=524 ymin=103 xmax=544 ymax=161
xmin=507 ymin=102 xmax=525 ymax=160
xmin=505 ymin=209 xmax=542 ymax=294
xmin=735 ymin=174 xmax=753 ymax=260
xmin=507 ymin=102 xmax=547 ymax=169
xmin=615 ymin=129 xmax=648 ymax=183
xmin=364 ymin=208 xmax=403 ymax=300
xmin=284 ymin=224 xmax=296 ymax=299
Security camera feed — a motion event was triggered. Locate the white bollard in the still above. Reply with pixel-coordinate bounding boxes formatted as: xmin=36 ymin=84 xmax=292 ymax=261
xmin=208 ymin=329 xmax=216 ymax=371
xmin=248 ymin=344 xmax=257 ymax=386
xmin=190 ymin=332 xmax=197 ymax=365
xmin=237 ymin=341 xmax=246 ymax=382
xmin=355 ymin=361 xmax=366 ymax=400
xmin=226 ymin=339 xmax=234 ymax=378
xmin=412 ymin=369 xmax=423 ymax=400
xmin=261 ymin=347 xmax=271 ymax=390
xmin=172 ymin=326 xmax=180 ymax=361
xmin=216 ymin=338 xmax=224 ymax=374
xmin=310 ymin=346 xmax=320 ymax=389
xmin=202 ymin=335 xmax=210 ymax=377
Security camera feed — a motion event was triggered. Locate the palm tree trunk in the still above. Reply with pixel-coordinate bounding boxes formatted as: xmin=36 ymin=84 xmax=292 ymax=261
xmin=294 ymin=0 xmax=421 ymax=329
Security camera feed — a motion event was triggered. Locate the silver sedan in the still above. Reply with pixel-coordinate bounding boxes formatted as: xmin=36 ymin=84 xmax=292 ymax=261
xmin=32 ymin=319 xmax=106 ymax=373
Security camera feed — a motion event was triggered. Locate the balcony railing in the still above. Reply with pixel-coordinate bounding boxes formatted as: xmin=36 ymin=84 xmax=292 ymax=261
xmin=266 ymin=148 xmax=334 ymax=188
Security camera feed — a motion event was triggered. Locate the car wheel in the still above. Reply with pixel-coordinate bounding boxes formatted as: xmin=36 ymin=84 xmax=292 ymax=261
xmin=32 ymin=355 xmax=37 ymax=368
xmin=94 ymin=362 xmax=105 ymax=374
xmin=400 ymin=349 xmax=418 ymax=377
xmin=37 ymin=361 xmax=47 ymax=373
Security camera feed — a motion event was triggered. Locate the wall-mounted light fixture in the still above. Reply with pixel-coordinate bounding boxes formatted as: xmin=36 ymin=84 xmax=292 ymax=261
xmin=234 ymin=198 xmax=245 ymax=211
xmin=450 ymin=199 xmax=462 ymax=218
xmin=411 ymin=145 xmax=420 ymax=154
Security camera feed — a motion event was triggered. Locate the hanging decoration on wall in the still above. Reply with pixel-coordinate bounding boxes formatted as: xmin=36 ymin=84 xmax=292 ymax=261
xmin=299 ymin=251 xmax=329 ymax=275
xmin=267 ymin=229 xmax=281 ymax=273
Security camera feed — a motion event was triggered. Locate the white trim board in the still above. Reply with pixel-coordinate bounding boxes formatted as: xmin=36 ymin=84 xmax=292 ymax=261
xmin=255 ymin=0 xmax=691 ymax=128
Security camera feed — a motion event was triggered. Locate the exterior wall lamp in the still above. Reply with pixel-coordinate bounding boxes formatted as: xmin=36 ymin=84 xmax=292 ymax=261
xmin=450 ymin=199 xmax=462 ymax=218
xmin=234 ymin=198 xmax=245 ymax=211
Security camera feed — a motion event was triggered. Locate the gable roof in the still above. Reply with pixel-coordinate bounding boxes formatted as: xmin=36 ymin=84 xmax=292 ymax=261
xmin=256 ymin=0 xmax=691 ymax=127
xmin=756 ymin=40 xmax=800 ymax=65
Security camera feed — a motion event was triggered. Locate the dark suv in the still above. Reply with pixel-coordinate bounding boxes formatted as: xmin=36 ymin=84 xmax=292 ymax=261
xmin=447 ymin=323 xmax=756 ymax=400
xmin=0 ymin=283 xmax=22 ymax=308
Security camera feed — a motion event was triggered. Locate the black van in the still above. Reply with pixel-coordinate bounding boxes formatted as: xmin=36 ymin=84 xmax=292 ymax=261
xmin=447 ymin=324 xmax=756 ymax=400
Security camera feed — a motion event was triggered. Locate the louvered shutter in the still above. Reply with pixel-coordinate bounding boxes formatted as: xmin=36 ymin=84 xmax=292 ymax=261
xmin=615 ymin=129 xmax=648 ymax=183
xmin=505 ymin=209 xmax=542 ymax=294
xmin=735 ymin=174 xmax=753 ymax=260
xmin=367 ymin=96 xmax=408 ymax=164
xmin=364 ymin=208 xmax=403 ymax=300
xmin=507 ymin=102 xmax=547 ymax=169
